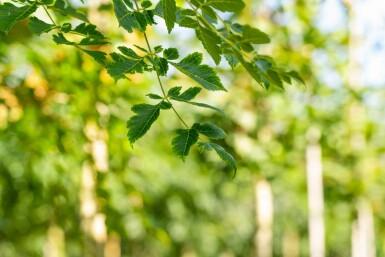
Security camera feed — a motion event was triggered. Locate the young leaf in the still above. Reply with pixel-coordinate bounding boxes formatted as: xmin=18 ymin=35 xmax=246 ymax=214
xmin=170 ymin=53 xmax=226 ymax=91
xmin=107 ymin=47 xmax=148 ymax=81
xmin=0 ymin=2 xmax=38 ymax=33
xmin=172 ymin=128 xmax=199 ymax=160
xmin=170 ymin=87 xmax=202 ymax=101
xmin=197 ymin=142 xmax=237 ymax=174
xmin=195 ymin=25 xmax=221 ymax=65
xmin=28 ymin=17 xmax=55 ymax=35
xmin=127 ymin=101 xmax=171 ymax=144
xmin=206 ymin=0 xmax=245 ymax=12
xmin=112 ymin=0 xmax=140 ymax=32
xmin=162 ymin=0 xmax=177 ymax=33
xmin=193 ymin=123 xmax=226 ymax=140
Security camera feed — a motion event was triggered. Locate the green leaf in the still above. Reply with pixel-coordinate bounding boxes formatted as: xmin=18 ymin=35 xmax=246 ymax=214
xmin=167 ymin=87 xmax=182 ymax=97
xmin=197 ymin=142 xmax=237 ymax=174
xmin=141 ymin=0 xmax=152 ymax=8
xmin=170 ymin=87 xmax=202 ymax=101
xmin=242 ymin=25 xmax=270 ymax=44
xmin=170 ymin=53 xmax=226 ymax=91
xmin=107 ymin=47 xmax=148 ymax=81
xmin=195 ymin=25 xmax=221 ymax=65
xmin=0 ymin=2 xmax=38 ymax=33
xmin=179 ymin=16 xmax=198 ymax=28
xmin=153 ymin=57 xmax=169 ymax=76
xmin=154 ymin=45 xmax=164 ymax=53
xmin=72 ymin=23 xmax=105 ymax=39
xmin=52 ymin=0 xmax=89 ymax=22
xmin=53 ymin=33 xmax=75 ymax=45
xmin=127 ymin=101 xmax=171 ymax=144
xmin=287 ymin=70 xmax=305 ymax=85
xmin=146 ymin=93 xmax=163 ymax=100
xmin=206 ymin=0 xmax=245 ymax=12
xmin=193 ymin=123 xmax=226 ymax=140
xmin=162 ymin=0 xmax=177 ymax=33
xmin=163 ymin=48 xmax=179 ymax=60
xmin=188 ymin=102 xmax=226 ymax=116
xmin=112 ymin=0 xmax=140 ymax=33
xmin=81 ymin=49 xmax=107 ymax=65
xmin=172 ymin=128 xmax=199 ymax=160
xmin=28 ymin=17 xmax=55 ymax=35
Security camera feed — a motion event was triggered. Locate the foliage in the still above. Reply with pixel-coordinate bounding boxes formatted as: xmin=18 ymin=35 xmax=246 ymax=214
xmin=0 ymin=0 xmax=304 ymax=172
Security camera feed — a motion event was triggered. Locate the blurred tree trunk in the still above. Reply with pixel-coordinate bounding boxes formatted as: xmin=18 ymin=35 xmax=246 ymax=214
xmin=255 ymin=180 xmax=273 ymax=257
xmin=306 ymin=128 xmax=325 ymax=257
xmin=346 ymin=1 xmax=376 ymax=256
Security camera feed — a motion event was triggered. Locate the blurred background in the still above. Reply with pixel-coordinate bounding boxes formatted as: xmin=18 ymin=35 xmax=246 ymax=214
xmin=1 ymin=0 xmax=385 ymax=256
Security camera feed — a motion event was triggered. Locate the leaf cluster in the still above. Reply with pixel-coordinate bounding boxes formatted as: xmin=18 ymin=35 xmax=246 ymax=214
xmin=0 ymin=0 xmax=305 ymax=176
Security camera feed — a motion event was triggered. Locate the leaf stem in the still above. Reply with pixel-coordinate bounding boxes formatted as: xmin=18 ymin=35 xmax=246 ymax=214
xmin=42 ymin=5 xmax=57 ymax=26
xmin=133 ymin=0 xmax=189 ymax=129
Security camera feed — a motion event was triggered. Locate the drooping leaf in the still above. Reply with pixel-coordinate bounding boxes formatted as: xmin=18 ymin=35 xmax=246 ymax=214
xmin=170 ymin=52 xmax=226 ymax=91
xmin=107 ymin=47 xmax=148 ymax=81
xmin=0 ymin=2 xmax=38 ymax=33
xmin=188 ymin=102 xmax=226 ymax=116
xmin=195 ymin=25 xmax=221 ymax=65
xmin=193 ymin=123 xmax=226 ymax=140
xmin=146 ymin=93 xmax=163 ymax=100
xmin=127 ymin=101 xmax=171 ymax=144
xmin=197 ymin=142 xmax=237 ymax=174
xmin=287 ymin=70 xmax=305 ymax=85
xmin=172 ymin=128 xmax=199 ymax=160
xmin=81 ymin=49 xmax=107 ymax=65
xmin=28 ymin=17 xmax=55 ymax=35
xmin=112 ymin=0 xmax=140 ymax=32
xmin=206 ymin=0 xmax=245 ymax=12
xmin=170 ymin=87 xmax=202 ymax=101
xmin=162 ymin=0 xmax=177 ymax=33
